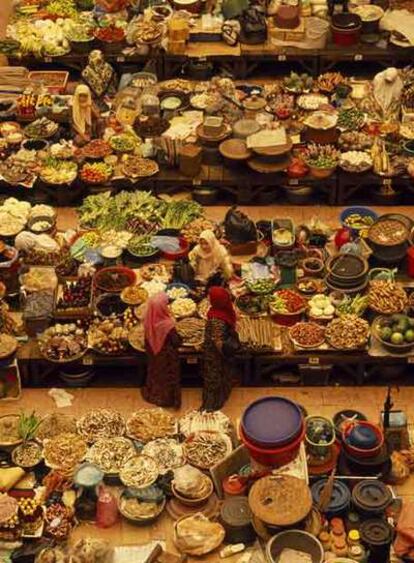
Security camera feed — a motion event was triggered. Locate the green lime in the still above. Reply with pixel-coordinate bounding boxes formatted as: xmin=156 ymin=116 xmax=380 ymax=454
xmin=391 ymin=332 xmax=404 ymax=345
xmin=380 ymin=327 xmax=392 ymax=342
xmin=405 ymin=329 xmax=414 ymax=343
xmin=396 ymin=319 xmax=409 ymax=333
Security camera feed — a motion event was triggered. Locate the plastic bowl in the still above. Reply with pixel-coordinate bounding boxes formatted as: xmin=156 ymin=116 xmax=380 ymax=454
xmin=266 ymin=530 xmax=324 ymax=563
xmin=333 ymin=409 xmax=367 ymax=438
xmin=340 ymin=206 xmax=378 ymax=236
xmin=342 ymin=421 xmax=384 ymax=459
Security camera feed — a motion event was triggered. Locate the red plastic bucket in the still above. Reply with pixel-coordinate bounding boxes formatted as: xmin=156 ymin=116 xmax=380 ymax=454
xmin=331 ymin=25 xmax=361 ymax=46
xmin=240 ymin=423 xmax=305 ymax=467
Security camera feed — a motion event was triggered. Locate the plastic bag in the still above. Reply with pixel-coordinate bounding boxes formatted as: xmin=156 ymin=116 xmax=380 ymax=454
xmin=151 ymin=235 xmax=181 ymax=253
xmin=173 ymin=258 xmax=195 ymax=286
xmin=224 ymin=206 xmax=257 ymax=244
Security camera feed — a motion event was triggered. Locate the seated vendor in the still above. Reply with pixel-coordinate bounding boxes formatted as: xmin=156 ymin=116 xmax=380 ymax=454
xmin=71 ymin=85 xmax=101 ymax=147
xmin=189 ymin=230 xmax=233 ymax=286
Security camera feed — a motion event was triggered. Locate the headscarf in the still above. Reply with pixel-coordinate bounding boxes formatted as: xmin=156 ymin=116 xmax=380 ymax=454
xmin=144 ymin=292 xmax=175 ymax=355
xmin=207 ymin=286 xmax=236 ymax=328
xmin=72 ymin=84 xmax=92 ymax=136
xmin=191 ymin=230 xmax=226 ymax=282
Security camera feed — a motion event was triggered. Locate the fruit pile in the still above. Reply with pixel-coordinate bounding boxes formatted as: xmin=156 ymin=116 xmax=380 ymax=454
xmin=56 ymin=276 xmax=92 ymax=310
xmin=378 ymin=314 xmax=414 ymax=346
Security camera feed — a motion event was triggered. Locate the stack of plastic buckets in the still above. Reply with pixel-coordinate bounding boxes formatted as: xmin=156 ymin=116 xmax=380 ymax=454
xmin=240 ymin=396 xmax=305 ymax=467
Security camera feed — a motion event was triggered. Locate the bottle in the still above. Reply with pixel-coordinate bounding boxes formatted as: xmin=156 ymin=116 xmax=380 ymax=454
xmin=96 ymin=486 xmax=118 ymax=528
xmin=346 ymin=511 xmax=360 ymax=532
xmin=348 ymin=544 xmax=366 ymax=562
xmin=348 ymin=529 xmax=361 ymax=546
xmin=319 ymin=530 xmax=331 ymax=551
xmin=330 ymin=517 xmax=345 ymax=533
xmin=333 ymin=538 xmax=348 ymax=557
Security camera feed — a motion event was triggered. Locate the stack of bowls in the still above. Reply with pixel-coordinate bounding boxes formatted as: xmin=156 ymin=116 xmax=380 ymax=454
xmin=340 ymin=420 xmax=390 ymax=477
xmin=325 ymin=254 xmax=369 ymax=293
xmin=240 ymin=397 xmax=304 ymax=467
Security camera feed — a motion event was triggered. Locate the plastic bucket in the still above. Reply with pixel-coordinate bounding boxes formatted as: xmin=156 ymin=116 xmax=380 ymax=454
xmin=240 ymin=423 xmax=304 ymax=467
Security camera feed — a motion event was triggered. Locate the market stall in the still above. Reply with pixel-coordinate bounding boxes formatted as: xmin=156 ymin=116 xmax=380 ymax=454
xmin=2 ymin=0 xmax=414 ymax=560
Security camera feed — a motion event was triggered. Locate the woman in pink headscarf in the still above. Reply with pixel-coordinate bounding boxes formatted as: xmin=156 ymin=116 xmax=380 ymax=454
xmin=142 ymin=292 xmax=182 ymax=409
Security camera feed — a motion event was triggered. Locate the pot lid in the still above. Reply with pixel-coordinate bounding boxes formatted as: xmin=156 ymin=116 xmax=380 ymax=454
xmin=360 ymin=518 xmax=393 ymax=546
xmin=248 ymin=475 xmax=312 ymax=526
xmin=311 ymin=479 xmax=351 ymax=512
xmin=220 ymin=497 xmax=252 ymax=526
xmin=241 ymin=397 xmax=303 ymax=446
xmin=352 ymin=480 xmax=392 ymax=511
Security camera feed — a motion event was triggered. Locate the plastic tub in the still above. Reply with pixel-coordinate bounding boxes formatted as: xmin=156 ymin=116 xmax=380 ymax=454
xmin=240 ymin=423 xmax=305 ymax=467
xmin=241 ymin=396 xmax=303 ymax=448
xmin=331 ymin=13 xmax=362 ymax=46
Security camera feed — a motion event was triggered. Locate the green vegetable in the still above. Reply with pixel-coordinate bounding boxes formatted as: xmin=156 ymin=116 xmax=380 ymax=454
xmin=110 ymin=134 xmax=136 ymax=153
xmin=79 ymin=191 xmax=163 ymax=232
xmin=46 ymin=0 xmax=79 ymax=18
xmin=18 ymin=411 xmax=41 ymax=442
xmin=161 ymin=201 xmax=202 ymax=230
xmin=78 ymin=191 xmax=203 ymax=235
xmin=246 ymin=279 xmax=276 ymax=295
xmin=336 ymin=294 xmax=368 ymax=317
xmin=338 ymin=108 xmax=365 ymax=131
xmin=127 ymin=235 xmax=157 ymax=256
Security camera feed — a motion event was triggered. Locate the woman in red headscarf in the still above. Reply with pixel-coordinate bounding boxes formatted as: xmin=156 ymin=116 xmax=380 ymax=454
xmin=142 ymin=292 xmax=182 ymax=409
xmin=201 ymin=286 xmax=238 ymax=411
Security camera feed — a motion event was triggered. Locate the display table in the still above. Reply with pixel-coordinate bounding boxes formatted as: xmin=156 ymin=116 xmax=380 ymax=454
xmin=10 ymin=43 xmax=414 ymax=80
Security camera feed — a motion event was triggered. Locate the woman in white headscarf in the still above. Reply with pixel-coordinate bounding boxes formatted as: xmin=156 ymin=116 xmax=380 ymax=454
xmin=189 ymin=230 xmax=233 ymax=285
xmin=71 ymin=85 xmax=100 ymax=146
xmin=373 ymin=67 xmax=403 ymax=120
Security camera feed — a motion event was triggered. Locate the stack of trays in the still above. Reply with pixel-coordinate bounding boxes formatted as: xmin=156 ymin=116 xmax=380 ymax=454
xmin=247 ymin=138 xmax=292 ymax=174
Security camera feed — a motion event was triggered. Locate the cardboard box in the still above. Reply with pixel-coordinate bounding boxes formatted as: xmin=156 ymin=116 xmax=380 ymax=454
xmin=268 ymin=18 xmax=305 ymax=42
